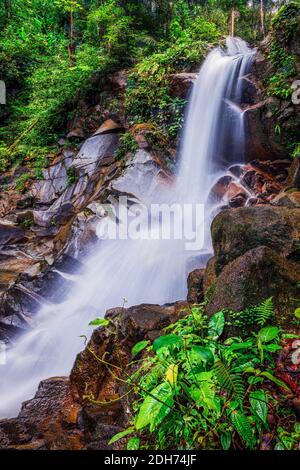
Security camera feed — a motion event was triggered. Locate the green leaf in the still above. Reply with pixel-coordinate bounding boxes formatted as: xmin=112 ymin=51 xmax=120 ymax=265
xmin=228 ymin=341 xmax=253 ymax=352
xmin=131 ymin=340 xmax=149 ymax=357
xmin=166 ymin=364 xmax=178 ymax=386
xmin=135 ymin=382 xmax=174 ymax=432
xmin=228 ymin=406 xmax=255 ymax=449
xmin=263 ymin=344 xmax=282 ymax=352
xmin=89 ymin=318 xmax=110 ymax=327
xmin=260 ymin=371 xmax=291 ymax=390
xmin=190 ymin=381 xmax=220 ymax=413
xmin=249 ymin=390 xmax=268 ymax=425
xmin=187 ymin=346 xmax=214 ymax=367
xmin=220 ymin=432 xmax=232 ymax=450
xmin=127 ymin=437 xmax=140 ymax=450
xmin=294 ymin=308 xmax=300 ymax=319
xmin=153 ymin=334 xmax=182 ymax=352
xmin=208 ymin=311 xmax=225 ymax=338
xmin=108 ymin=427 xmax=135 ymax=445
xmin=258 ymin=326 xmax=280 ymax=343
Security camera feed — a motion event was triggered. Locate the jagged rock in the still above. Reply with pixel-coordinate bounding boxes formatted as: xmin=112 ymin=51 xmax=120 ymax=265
xmin=0 ymin=302 xmax=186 ymax=449
xmin=168 ymin=73 xmax=197 ymax=99
xmin=211 ymin=206 xmax=300 ymax=275
xmin=229 ymin=193 xmax=247 ymax=207
xmin=0 ymin=224 xmax=25 ymax=246
xmin=71 ymin=302 xmax=187 ymax=404
xmin=111 ymin=149 xmax=168 ymax=199
xmin=286 ymin=157 xmax=300 ymax=189
xmin=272 ymin=190 xmax=300 ymax=208
xmin=94 ymin=119 xmax=124 ymax=136
xmin=0 ymin=377 xmax=83 ymax=450
xmin=30 ymin=157 xmax=71 ymax=205
xmin=206 ymin=246 xmax=300 ymax=329
xmin=73 ymin=133 xmax=119 ymax=176
xmin=67 ymin=127 xmax=85 ymax=140
xmin=187 ymin=269 xmax=205 ymax=304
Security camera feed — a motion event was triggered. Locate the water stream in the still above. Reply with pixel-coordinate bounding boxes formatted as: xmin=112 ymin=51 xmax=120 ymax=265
xmin=0 ymin=37 xmax=254 ymax=418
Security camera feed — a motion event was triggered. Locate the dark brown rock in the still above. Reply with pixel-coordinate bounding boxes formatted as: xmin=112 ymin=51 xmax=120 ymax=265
xmin=187 ymin=269 xmax=205 ymax=304
xmin=206 ymin=246 xmax=300 ymax=329
xmin=0 ymin=377 xmax=83 ymax=450
xmin=71 ymin=302 xmax=187 ymax=406
xmin=211 ymin=206 xmax=300 ymax=275
xmin=168 ymin=73 xmax=197 ymax=99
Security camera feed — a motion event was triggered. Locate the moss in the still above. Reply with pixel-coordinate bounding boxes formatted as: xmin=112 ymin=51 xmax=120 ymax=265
xmin=266 ymin=2 xmax=299 ymax=100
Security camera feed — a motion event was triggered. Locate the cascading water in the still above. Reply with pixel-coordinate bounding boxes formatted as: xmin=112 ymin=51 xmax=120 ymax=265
xmin=0 ymin=37 xmax=254 ymax=418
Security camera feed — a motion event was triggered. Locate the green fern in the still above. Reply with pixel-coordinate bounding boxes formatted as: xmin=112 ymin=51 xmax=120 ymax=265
xmin=254 ymin=297 xmax=274 ymax=326
xmin=227 ymin=405 xmax=255 ymax=449
xmin=213 ymin=360 xmax=245 ymax=403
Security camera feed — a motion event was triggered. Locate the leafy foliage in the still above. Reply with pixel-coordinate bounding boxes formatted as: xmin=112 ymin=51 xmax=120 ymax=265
xmin=108 ymin=300 xmax=299 ymax=450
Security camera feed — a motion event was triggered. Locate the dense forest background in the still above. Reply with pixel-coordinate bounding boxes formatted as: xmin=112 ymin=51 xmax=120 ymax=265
xmin=0 ymin=0 xmax=291 ymax=181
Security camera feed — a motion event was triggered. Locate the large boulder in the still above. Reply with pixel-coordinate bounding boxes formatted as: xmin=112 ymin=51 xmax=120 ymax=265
xmin=0 ymin=377 xmax=83 ymax=450
xmin=71 ymin=302 xmax=186 ymax=404
xmin=0 ymin=301 xmax=186 ymax=449
xmin=211 ymin=206 xmax=300 ymax=275
xmin=206 ymin=246 xmax=300 ymax=328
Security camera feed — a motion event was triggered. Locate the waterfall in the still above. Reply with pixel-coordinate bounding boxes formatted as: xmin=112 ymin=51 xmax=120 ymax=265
xmin=0 ymin=37 xmax=254 ymax=418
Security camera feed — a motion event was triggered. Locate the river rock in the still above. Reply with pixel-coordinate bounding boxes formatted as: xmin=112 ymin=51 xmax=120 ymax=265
xmin=206 ymin=246 xmax=300 ymax=329
xmin=285 ymin=157 xmax=300 ymax=189
xmin=211 ymin=206 xmax=300 ymax=275
xmin=0 ymin=377 xmax=83 ymax=450
xmin=168 ymin=72 xmax=197 ymax=99
xmin=71 ymin=302 xmax=187 ymax=404
xmin=187 ymin=269 xmax=205 ymax=304
xmin=111 ymin=149 xmax=166 ymax=199
xmin=0 ymin=224 xmax=25 ymax=246
xmin=271 ymin=190 xmax=300 ymax=208
xmin=73 ymin=133 xmax=119 ymax=176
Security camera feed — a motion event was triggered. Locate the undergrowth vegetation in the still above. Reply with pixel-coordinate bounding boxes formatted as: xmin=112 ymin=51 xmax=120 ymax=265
xmin=105 ymin=299 xmax=300 ymax=450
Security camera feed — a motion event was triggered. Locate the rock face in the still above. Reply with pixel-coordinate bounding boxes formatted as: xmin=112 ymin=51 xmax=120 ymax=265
xmin=206 ymin=246 xmax=300 ymax=328
xmin=201 ymin=204 xmax=300 ymax=327
xmin=168 ymin=72 xmax=197 ymax=99
xmin=0 ymin=302 xmax=186 ymax=449
xmin=211 ymin=206 xmax=300 ymax=275
xmin=244 ymin=3 xmax=300 ymax=161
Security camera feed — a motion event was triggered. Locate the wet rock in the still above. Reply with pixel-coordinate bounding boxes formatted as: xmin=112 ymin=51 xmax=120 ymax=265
xmin=272 ymin=190 xmax=300 ymax=208
xmin=71 ymin=302 xmax=187 ymax=405
xmin=228 ymin=165 xmax=245 ymax=178
xmin=0 ymin=224 xmax=25 ymax=246
xmin=286 ymin=157 xmax=300 ymax=189
xmin=187 ymin=269 xmax=205 ymax=304
xmin=211 ymin=206 xmax=300 ymax=275
xmin=73 ymin=133 xmax=119 ymax=177
xmin=228 ymin=193 xmax=247 ymax=207
xmin=168 ymin=73 xmax=197 ymax=99
xmin=111 ymin=149 xmax=167 ymax=199
xmin=209 ymin=175 xmax=233 ymax=199
xmin=30 ymin=160 xmax=69 ymax=205
xmin=0 ymin=377 xmax=83 ymax=450
xmin=206 ymin=246 xmax=300 ymax=329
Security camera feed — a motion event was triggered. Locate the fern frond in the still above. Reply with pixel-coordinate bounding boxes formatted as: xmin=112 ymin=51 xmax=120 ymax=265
xmin=254 ymin=297 xmax=274 ymax=326
xmin=213 ymin=359 xmax=245 ymax=403
xmin=228 ymin=406 xmax=255 ymax=449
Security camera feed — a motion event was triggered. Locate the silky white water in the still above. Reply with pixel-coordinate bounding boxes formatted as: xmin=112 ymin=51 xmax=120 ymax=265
xmin=0 ymin=37 xmax=254 ymax=418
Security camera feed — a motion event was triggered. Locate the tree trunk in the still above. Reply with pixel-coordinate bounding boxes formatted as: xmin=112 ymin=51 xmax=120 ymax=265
xmin=69 ymin=5 xmax=76 ymax=66
xmin=230 ymin=8 xmax=236 ymax=37
xmin=260 ymin=0 xmax=265 ymax=38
